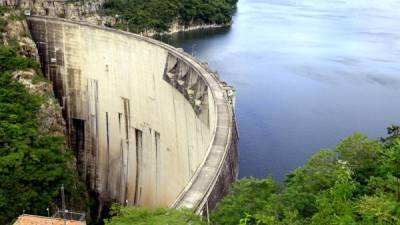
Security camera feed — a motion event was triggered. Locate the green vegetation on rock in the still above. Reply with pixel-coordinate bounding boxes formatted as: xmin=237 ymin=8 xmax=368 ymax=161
xmin=102 ymin=0 xmax=238 ymax=33
xmin=211 ymin=128 xmax=400 ymax=225
xmin=105 ymin=205 xmax=206 ymax=225
xmin=0 ymin=46 xmax=87 ymax=224
xmin=0 ymin=6 xmax=9 ymax=33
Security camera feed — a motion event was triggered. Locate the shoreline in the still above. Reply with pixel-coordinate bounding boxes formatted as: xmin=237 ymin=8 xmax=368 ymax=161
xmin=143 ymin=22 xmax=232 ymax=37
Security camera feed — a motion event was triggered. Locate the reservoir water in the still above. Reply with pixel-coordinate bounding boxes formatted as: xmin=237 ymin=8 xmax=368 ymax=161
xmin=163 ymin=0 xmax=400 ymax=180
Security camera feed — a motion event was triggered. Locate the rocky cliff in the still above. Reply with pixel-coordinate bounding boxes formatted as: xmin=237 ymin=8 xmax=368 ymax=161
xmin=1 ymin=0 xmax=112 ymax=25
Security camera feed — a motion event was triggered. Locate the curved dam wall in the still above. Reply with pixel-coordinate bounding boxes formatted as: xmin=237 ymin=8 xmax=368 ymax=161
xmin=27 ymin=16 xmax=238 ymax=214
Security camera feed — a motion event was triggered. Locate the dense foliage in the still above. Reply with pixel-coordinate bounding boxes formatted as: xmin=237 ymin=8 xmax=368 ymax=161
xmin=211 ymin=127 xmax=400 ymax=225
xmin=104 ymin=128 xmax=400 ymax=225
xmin=0 ymin=46 xmax=87 ymax=224
xmin=105 ymin=205 xmax=206 ymax=225
xmin=102 ymin=0 xmax=238 ymax=33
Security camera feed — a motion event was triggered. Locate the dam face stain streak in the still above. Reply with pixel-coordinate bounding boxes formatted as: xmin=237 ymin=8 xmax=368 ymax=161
xmin=165 ymin=0 xmax=400 ymax=180
xmin=29 ymin=16 xmax=238 ymax=213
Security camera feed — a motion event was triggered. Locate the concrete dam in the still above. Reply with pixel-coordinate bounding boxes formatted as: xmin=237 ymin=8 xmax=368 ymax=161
xmin=27 ymin=16 xmax=238 ymax=215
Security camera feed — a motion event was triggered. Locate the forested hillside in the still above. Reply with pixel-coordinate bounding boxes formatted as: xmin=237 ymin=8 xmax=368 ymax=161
xmin=102 ymin=0 xmax=238 ymax=33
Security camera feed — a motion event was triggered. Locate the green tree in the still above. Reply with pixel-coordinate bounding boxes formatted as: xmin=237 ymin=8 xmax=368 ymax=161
xmin=211 ymin=132 xmax=400 ymax=225
xmin=382 ymin=125 xmax=400 ymax=146
xmin=380 ymin=139 xmax=400 ymax=202
xmin=310 ymin=165 xmax=357 ymax=225
xmin=357 ymin=194 xmax=400 ymax=225
xmin=336 ymin=133 xmax=384 ymax=188
xmin=283 ymin=150 xmax=342 ymax=218
xmin=211 ymin=178 xmax=280 ymax=225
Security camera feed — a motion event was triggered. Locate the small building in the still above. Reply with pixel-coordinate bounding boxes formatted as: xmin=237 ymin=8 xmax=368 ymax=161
xmin=13 ymin=214 xmax=86 ymax=225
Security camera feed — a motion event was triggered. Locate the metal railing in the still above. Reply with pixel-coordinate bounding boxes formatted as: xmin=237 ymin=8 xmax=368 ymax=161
xmin=53 ymin=210 xmax=86 ymax=222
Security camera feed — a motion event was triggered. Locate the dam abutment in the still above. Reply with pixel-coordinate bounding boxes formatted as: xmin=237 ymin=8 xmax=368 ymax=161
xmin=27 ymin=16 xmax=238 ymax=215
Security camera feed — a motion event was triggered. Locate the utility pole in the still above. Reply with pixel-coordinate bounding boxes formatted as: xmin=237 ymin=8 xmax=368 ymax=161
xmin=61 ymin=185 xmax=66 ymax=225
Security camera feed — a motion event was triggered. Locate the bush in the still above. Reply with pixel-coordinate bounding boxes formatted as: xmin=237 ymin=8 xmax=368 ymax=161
xmin=105 ymin=205 xmax=206 ymax=225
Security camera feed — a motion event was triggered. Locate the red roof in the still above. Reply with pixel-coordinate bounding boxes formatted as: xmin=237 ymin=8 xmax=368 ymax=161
xmin=13 ymin=214 xmax=85 ymax=225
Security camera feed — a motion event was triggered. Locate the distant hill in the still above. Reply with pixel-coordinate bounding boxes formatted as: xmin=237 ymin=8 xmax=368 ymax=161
xmin=102 ymin=0 xmax=238 ymax=33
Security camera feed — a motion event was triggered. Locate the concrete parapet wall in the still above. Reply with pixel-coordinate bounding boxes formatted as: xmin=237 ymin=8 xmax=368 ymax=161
xmin=27 ymin=16 xmax=238 ymax=214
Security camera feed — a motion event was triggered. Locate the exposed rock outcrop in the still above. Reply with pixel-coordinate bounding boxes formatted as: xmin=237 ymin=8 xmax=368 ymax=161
xmin=167 ymin=20 xmax=228 ymax=34
xmin=1 ymin=0 xmax=110 ymax=25
xmin=1 ymin=8 xmax=65 ymax=136
xmin=1 ymin=9 xmax=39 ymax=58
xmin=12 ymin=69 xmax=65 ymax=136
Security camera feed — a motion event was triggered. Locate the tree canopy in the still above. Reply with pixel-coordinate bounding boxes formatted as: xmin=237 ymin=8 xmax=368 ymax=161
xmin=211 ymin=131 xmax=400 ymax=225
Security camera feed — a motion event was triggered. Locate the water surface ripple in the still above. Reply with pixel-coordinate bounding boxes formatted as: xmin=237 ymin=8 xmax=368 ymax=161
xmin=164 ymin=0 xmax=400 ymax=180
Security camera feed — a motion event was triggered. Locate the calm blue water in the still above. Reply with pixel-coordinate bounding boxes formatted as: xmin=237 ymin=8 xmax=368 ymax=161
xmin=164 ymin=0 xmax=400 ymax=180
